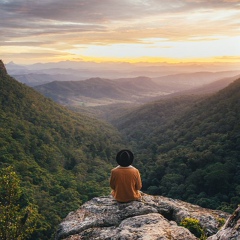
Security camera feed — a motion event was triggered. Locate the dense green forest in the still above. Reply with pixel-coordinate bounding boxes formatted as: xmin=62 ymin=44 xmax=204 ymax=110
xmin=0 ymin=62 xmax=124 ymax=239
xmin=113 ymin=78 xmax=240 ymax=213
xmin=1 ymin=58 xmax=240 ymax=239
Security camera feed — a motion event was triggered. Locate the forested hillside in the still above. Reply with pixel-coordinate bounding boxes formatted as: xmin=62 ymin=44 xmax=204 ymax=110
xmin=113 ymin=78 xmax=240 ymax=213
xmin=0 ymin=61 xmax=124 ymax=239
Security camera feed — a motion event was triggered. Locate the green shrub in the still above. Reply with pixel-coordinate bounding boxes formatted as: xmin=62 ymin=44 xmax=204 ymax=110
xmin=217 ymin=217 xmax=225 ymax=228
xmin=180 ymin=217 xmax=206 ymax=240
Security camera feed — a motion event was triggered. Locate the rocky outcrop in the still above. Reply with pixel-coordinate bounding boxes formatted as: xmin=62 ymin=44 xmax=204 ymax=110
xmin=55 ymin=194 xmax=230 ymax=240
xmin=208 ymin=206 xmax=240 ymax=240
xmin=0 ymin=60 xmax=8 ymax=75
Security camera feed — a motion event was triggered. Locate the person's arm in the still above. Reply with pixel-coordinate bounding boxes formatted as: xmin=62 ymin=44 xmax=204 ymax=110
xmin=110 ymin=171 xmax=115 ymax=190
xmin=135 ymin=170 xmax=142 ymax=190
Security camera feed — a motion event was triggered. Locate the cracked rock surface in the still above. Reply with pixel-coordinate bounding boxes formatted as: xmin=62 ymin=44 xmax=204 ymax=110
xmin=55 ymin=194 xmax=230 ymax=240
xmin=208 ymin=206 xmax=240 ymax=240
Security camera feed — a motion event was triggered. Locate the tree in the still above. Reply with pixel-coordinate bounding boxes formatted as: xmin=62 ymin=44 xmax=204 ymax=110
xmin=0 ymin=166 xmax=39 ymax=240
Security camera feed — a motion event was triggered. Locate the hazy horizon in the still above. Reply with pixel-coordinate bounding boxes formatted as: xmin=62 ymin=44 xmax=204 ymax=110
xmin=4 ymin=59 xmax=240 ymax=76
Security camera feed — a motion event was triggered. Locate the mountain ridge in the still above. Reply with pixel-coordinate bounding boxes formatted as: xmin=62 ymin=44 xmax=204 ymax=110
xmin=34 ymin=76 xmax=166 ymax=106
xmin=0 ymin=59 xmax=124 ymax=239
xmin=0 ymin=59 xmax=7 ymax=75
xmin=165 ymin=73 xmax=240 ymax=97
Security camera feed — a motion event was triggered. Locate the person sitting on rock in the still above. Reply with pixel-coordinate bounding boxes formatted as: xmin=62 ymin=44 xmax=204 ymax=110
xmin=110 ymin=149 xmax=142 ymax=202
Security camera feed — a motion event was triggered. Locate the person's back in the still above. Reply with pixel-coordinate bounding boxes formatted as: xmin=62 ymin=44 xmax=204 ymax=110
xmin=110 ymin=150 xmax=142 ymax=202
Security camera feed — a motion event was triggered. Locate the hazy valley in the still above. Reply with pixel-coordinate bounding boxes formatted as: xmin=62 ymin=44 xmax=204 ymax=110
xmin=7 ymin=61 xmax=240 ymax=119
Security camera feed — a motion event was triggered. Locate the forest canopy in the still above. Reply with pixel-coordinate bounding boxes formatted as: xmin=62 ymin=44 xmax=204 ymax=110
xmin=112 ymin=78 xmax=240 ymax=213
xmin=0 ymin=65 xmax=124 ymax=239
xmin=1 ymin=60 xmax=240 ymax=238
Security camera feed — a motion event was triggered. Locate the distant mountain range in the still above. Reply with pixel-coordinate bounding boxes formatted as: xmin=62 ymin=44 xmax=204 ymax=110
xmin=6 ymin=60 xmax=240 ymax=87
xmin=5 ymin=60 xmax=240 ymax=123
xmin=152 ymin=71 xmax=240 ymax=91
xmin=170 ymin=74 xmax=240 ymax=96
xmin=33 ymin=72 xmax=240 ymax=107
xmin=34 ymin=76 xmax=168 ymax=106
xmin=11 ymin=73 xmax=81 ymax=87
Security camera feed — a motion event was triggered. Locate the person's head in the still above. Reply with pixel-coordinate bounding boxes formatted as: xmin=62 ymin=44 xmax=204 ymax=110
xmin=116 ymin=149 xmax=134 ymax=167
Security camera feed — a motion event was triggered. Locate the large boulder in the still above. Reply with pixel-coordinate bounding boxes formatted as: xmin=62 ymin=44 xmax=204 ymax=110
xmin=55 ymin=194 xmax=229 ymax=240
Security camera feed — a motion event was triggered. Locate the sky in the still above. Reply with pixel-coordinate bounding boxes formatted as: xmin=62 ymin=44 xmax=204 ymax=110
xmin=1 ymin=0 xmax=240 ymax=65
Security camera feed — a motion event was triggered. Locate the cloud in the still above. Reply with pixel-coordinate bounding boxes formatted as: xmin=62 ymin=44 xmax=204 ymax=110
xmin=1 ymin=0 xmax=140 ymax=23
xmin=1 ymin=0 xmax=239 ymax=24
xmin=1 ymin=0 xmax=240 ymax=63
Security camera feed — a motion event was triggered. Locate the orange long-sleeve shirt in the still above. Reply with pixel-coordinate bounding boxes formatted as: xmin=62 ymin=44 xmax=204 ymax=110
xmin=110 ymin=166 xmax=142 ymax=202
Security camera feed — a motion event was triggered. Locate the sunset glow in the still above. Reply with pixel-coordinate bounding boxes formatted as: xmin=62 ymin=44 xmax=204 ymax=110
xmin=1 ymin=0 xmax=240 ymax=65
